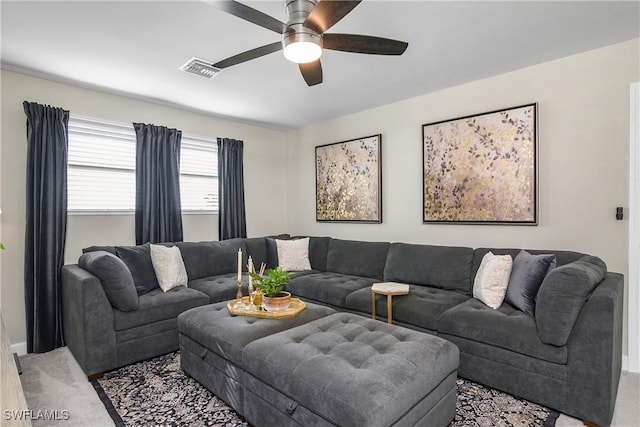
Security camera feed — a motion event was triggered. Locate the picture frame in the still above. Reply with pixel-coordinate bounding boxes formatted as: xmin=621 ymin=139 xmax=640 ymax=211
xmin=316 ymin=134 xmax=382 ymax=223
xmin=422 ymin=103 xmax=538 ymax=225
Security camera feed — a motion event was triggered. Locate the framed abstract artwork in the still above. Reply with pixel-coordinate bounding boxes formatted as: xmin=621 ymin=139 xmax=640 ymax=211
xmin=316 ymin=134 xmax=382 ymax=223
xmin=422 ymin=103 xmax=538 ymax=224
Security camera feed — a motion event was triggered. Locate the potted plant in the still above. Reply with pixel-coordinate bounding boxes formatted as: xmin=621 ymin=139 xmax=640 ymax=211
xmin=249 ymin=266 xmax=292 ymax=311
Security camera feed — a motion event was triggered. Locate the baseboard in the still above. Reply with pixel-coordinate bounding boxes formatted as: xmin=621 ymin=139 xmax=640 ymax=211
xmin=10 ymin=341 xmax=27 ymax=356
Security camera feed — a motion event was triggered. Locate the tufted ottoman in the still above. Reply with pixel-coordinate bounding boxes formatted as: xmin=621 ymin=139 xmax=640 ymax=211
xmin=177 ymin=300 xmax=336 ymax=414
xmin=242 ymin=312 xmax=459 ymax=427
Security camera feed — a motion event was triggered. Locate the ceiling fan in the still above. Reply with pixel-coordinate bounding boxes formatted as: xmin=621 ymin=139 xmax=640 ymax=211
xmin=208 ymin=0 xmax=409 ymax=86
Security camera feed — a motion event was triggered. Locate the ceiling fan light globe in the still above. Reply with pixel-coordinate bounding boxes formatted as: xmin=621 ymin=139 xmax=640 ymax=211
xmin=282 ymin=27 xmax=322 ymax=64
xmin=283 ymin=41 xmax=322 ymax=64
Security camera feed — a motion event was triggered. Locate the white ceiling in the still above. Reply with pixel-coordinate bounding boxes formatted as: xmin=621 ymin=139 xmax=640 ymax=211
xmin=1 ymin=1 xmax=638 ymax=130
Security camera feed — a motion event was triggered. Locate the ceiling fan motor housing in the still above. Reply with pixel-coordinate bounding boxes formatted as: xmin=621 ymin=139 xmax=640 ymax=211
xmin=285 ymin=0 xmax=318 ymax=26
xmin=282 ymin=0 xmax=322 ymax=62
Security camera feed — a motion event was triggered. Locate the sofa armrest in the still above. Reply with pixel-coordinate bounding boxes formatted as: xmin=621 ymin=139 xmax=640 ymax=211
xmin=566 ymin=272 xmax=623 ymax=426
xmin=61 ymin=265 xmax=117 ymax=376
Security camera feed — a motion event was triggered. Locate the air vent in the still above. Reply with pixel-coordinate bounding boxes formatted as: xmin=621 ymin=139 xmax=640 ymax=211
xmin=180 ymin=57 xmax=221 ymax=79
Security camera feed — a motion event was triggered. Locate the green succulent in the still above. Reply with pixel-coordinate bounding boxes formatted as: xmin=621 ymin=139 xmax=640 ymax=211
xmin=248 ymin=266 xmax=292 ymax=298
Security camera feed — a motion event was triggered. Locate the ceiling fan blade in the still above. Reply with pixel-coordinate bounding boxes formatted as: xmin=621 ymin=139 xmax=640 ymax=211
xmin=299 ymin=60 xmax=323 ymax=86
xmin=208 ymin=0 xmax=287 ymax=34
xmin=213 ymin=42 xmax=282 ymax=68
xmin=323 ymin=33 xmax=408 ymax=55
xmin=304 ymin=0 xmax=362 ymax=34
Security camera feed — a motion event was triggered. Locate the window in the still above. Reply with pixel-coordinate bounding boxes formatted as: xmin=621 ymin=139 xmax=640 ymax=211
xmin=179 ymin=135 xmax=218 ymax=212
xmin=67 ymin=116 xmax=218 ymax=213
xmin=67 ymin=117 xmax=136 ymax=212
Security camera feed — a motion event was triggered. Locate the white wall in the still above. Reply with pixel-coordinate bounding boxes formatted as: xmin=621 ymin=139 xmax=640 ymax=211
xmin=2 ymin=39 xmax=638 ymax=354
xmin=64 ymin=214 xmax=221 ymax=264
xmin=286 ymin=39 xmax=640 ymax=358
xmin=0 ymin=70 xmax=288 ymax=344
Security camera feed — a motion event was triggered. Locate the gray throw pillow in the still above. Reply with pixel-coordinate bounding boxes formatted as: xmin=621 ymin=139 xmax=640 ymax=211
xmin=115 ymin=243 xmax=160 ymax=296
xmin=79 ymin=251 xmax=139 ymax=311
xmin=504 ymin=250 xmax=557 ymax=316
xmin=536 ymin=256 xmax=606 ymax=346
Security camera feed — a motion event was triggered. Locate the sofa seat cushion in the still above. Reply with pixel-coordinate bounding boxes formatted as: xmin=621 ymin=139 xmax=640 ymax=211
xmin=287 ymin=272 xmax=377 ymax=307
xmin=384 ymin=243 xmax=474 ymax=295
xmin=188 ymin=273 xmax=243 ymax=303
xmin=438 ymin=298 xmax=567 ymax=364
xmin=113 ymin=287 xmax=208 ymax=331
xmin=242 ymin=312 xmax=459 ymax=427
xmin=288 ymin=270 xmax=318 ymax=279
xmin=189 ymin=271 xmax=319 ymax=304
xmin=345 ymin=285 xmax=469 ymax=331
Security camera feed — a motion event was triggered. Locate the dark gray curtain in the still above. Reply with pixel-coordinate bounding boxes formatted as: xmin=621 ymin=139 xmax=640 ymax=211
xmin=23 ymin=101 xmax=69 ymax=353
xmin=133 ymin=123 xmax=183 ymax=244
xmin=217 ymin=137 xmax=247 ymax=240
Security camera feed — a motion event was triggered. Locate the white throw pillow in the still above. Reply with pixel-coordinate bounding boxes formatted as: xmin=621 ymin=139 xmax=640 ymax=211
xmin=276 ymin=238 xmax=312 ymax=271
xmin=473 ymin=252 xmax=513 ymax=309
xmin=150 ymin=244 xmax=188 ymax=292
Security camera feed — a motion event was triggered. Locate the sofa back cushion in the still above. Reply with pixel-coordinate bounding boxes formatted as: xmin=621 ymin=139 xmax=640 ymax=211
xmin=246 ymin=234 xmax=291 ymax=270
xmin=535 ymin=255 xmax=607 ymax=346
xmin=308 ymin=237 xmax=331 ymax=271
xmin=384 ymin=243 xmax=474 ymax=294
xmin=245 ymin=237 xmax=269 ymax=269
xmin=268 ymin=236 xmax=331 ymax=271
xmin=325 ymin=239 xmax=389 ymax=280
xmin=82 ymin=245 xmax=116 ymax=255
xmin=79 ymin=251 xmax=139 ymax=311
xmin=176 ymin=239 xmax=246 ymax=281
xmin=115 ymin=243 xmax=160 ymax=296
xmin=291 ymin=236 xmax=331 ymax=271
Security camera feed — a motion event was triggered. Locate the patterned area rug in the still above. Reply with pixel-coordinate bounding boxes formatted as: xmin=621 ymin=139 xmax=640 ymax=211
xmin=93 ymin=352 xmax=559 ymax=427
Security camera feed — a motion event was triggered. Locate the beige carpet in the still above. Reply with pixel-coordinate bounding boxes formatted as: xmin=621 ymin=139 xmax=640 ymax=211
xmin=19 ymin=347 xmax=113 ymax=426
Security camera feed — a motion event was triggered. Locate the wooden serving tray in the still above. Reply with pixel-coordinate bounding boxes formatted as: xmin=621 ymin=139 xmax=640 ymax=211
xmin=227 ymin=297 xmax=306 ymax=319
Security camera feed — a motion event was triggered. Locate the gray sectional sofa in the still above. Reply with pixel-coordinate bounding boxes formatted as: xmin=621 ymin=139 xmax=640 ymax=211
xmin=61 ymin=234 xmax=623 ymax=426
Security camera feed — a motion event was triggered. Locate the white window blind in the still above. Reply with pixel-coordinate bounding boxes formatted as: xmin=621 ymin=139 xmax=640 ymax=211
xmin=67 ymin=117 xmax=136 ymax=212
xmin=67 ymin=116 xmax=218 ymax=213
xmin=180 ymin=135 xmax=219 ymax=212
